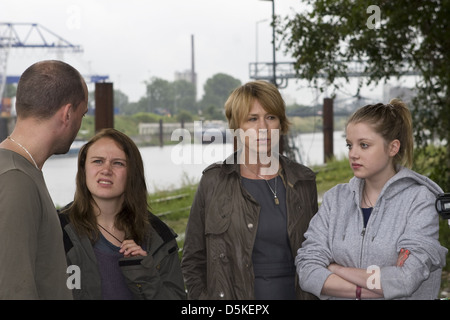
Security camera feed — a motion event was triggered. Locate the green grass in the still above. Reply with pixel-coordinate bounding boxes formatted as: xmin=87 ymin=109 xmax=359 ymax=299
xmin=313 ymin=157 xmax=353 ymax=196
xmin=149 ymin=184 xmax=197 ymax=251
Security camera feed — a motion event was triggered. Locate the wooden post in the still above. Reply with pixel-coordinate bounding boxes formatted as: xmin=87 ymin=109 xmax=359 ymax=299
xmin=95 ymin=82 xmax=114 ymax=132
xmin=159 ymin=119 xmax=163 ymax=147
xmin=323 ymin=97 xmax=334 ymax=163
xmin=279 ymin=135 xmax=286 ymax=156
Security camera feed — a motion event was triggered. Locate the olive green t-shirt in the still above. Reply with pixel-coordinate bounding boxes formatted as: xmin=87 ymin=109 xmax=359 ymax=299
xmin=0 ymin=149 xmax=72 ymax=299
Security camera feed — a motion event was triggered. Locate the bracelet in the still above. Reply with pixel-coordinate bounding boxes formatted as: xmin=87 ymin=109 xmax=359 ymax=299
xmin=356 ymin=285 xmax=362 ymax=300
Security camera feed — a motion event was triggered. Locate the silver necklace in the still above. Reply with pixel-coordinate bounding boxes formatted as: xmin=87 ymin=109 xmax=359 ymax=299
xmin=243 ymin=163 xmax=279 ymax=205
xmin=7 ymin=136 xmax=39 ymax=170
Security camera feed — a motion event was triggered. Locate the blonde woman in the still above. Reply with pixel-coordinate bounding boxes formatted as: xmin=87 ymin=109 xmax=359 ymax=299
xmin=296 ymin=99 xmax=447 ymax=299
xmin=182 ymin=80 xmax=318 ymax=300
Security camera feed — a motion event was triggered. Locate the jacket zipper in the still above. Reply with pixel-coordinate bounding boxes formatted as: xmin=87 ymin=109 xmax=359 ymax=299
xmin=359 ymin=227 xmax=366 ymax=268
xmin=359 ymin=202 xmax=368 ymax=268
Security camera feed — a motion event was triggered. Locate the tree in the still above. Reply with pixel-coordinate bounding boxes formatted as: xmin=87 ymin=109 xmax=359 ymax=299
xmin=200 ymin=73 xmax=241 ymax=112
xmin=145 ymin=77 xmax=174 ymax=114
xmin=114 ymin=89 xmax=129 ymax=115
xmin=4 ymin=84 xmax=16 ymax=98
xmin=279 ymin=0 xmax=450 ymax=190
xmin=173 ymin=79 xmax=198 ymax=114
xmin=142 ymin=77 xmax=198 ymax=115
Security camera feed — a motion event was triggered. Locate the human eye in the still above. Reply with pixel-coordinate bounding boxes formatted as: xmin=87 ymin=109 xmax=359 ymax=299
xmin=360 ymin=142 xmax=369 ymax=149
xmin=92 ymin=159 xmax=103 ymax=165
xmin=113 ymin=160 xmax=126 ymax=167
xmin=267 ymin=115 xmax=277 ymax=120
xmin=346 ymin=143 xmax=352 ymax=150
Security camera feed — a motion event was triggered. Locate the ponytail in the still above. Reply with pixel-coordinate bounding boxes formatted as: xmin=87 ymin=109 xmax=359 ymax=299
xmin=388 ymin=98 xmax=413 ymax=168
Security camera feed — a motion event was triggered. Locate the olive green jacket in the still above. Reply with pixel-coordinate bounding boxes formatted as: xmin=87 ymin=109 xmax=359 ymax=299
xmin=181 ymin=152 xmax=318 ymax=300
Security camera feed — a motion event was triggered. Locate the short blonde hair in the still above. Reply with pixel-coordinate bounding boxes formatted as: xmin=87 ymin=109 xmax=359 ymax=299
xmin=224 ymin=80 xmax=290 ymax=135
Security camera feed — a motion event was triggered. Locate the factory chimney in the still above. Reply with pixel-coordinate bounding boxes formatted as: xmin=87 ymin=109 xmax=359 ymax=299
xmin=191 ymin=35 xmax=197 ymax=93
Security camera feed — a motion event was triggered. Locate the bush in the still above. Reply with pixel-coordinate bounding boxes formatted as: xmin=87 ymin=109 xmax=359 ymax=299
xmin=132 ymin=112 xmax=160 ymax=123
xmin=413 ymin=145 xmax=449 ymax=271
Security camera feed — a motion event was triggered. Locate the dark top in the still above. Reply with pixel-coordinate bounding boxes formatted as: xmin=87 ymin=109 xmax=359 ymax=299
xmin=242 ymin=176 xmax=296 ymax=300
xmin=94 ymin=234 xmax=134 ymax=300
xmin=361 ymin=207 xmax=373 ymax=228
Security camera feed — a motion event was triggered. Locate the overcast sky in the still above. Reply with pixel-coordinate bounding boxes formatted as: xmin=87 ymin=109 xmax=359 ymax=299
xmin=2 ymin=0 xmax=394 ymax=105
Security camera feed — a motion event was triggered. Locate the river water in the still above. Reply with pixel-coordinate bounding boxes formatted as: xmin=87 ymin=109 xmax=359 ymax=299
xmin=43 ymin=131 xmax=348 ymax=207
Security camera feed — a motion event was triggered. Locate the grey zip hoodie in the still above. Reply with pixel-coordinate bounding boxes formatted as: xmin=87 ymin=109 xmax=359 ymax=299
xmin=296 ymin=167 xmax=448 ymax=299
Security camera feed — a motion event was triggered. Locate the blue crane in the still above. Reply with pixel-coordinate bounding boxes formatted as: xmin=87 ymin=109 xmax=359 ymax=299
xmin=0 ymin=22 xmax=108 ymax=112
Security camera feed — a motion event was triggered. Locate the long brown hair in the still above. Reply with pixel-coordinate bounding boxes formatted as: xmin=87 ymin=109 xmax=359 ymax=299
xmin=66 ymin=128 xmax=150 ymax=244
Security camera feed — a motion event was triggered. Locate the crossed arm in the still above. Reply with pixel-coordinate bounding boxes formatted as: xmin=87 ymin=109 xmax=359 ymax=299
xmin=322 ymin=249 xmax=410 ymax=299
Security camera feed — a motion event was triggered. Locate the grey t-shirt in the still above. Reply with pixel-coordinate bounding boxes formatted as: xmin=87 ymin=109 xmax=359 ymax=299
xmin=0 ymin=149 xmax=72 ymax=299
xmin=242 ymin=176 xmax=296 ymax=300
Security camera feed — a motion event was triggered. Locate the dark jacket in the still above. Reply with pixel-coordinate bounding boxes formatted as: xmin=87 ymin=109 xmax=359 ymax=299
xmin=181 ymin=152 xmax=318 ymax=300
xmin=59 ymin=208 xmax=186 ymax=300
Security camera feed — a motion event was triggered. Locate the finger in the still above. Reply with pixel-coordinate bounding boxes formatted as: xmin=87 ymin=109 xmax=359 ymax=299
xmin=119 ymin=240 xmax=137 ymax=252
xmin=121 ymin=240 xmax=137 ymax=248
xmin=122 ymin=245 xmax=147 ymax=257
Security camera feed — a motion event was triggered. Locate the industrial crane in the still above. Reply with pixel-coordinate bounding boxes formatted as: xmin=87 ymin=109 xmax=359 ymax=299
xmin=0 ymin=22 xmax=108 ymax=111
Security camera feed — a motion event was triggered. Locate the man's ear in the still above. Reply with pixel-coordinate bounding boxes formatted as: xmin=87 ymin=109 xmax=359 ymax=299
xmin=389 ymin=139 xmax=400 ymax=157
xmin=60 ymin=103 xmax=72 ymax=125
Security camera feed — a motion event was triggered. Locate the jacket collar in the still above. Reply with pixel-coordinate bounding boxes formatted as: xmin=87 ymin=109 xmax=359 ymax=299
xmin=221 ymin=151 xmax=315 ymax=186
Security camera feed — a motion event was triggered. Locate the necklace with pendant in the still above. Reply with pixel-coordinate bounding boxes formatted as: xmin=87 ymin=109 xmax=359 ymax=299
xmin=7 ymin=136 xmax=39 ymax=170
xmin=243 ymin=163 xmax=279 ymax=205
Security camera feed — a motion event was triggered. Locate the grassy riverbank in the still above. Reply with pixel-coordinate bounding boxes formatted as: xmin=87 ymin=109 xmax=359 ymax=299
xmin=149 ymin=157 xmax=449 ymax=299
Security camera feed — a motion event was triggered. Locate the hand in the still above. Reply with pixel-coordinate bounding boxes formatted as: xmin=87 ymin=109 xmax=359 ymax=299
xmin=119 ymin=239 xmax=147 ymax=257
xmin=396 ymin=248 xmax=410 ymax=267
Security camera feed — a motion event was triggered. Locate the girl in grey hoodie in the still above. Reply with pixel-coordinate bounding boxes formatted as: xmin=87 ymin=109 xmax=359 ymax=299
xmin=296 ymin=99 xmax=447 ymax=300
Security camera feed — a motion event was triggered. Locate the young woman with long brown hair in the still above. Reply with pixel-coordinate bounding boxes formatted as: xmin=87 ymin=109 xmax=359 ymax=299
xmin=59 ymin=128 xmax=185 ymax=300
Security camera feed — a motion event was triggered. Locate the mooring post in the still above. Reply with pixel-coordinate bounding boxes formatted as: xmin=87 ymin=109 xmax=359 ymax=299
xmin=159 ymin=119 xmax=164 ymax=147
xmin=323 ymin=97 xmax=334 ymax=163
xmin=95 ymin=82 xmax=114 ymax=132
